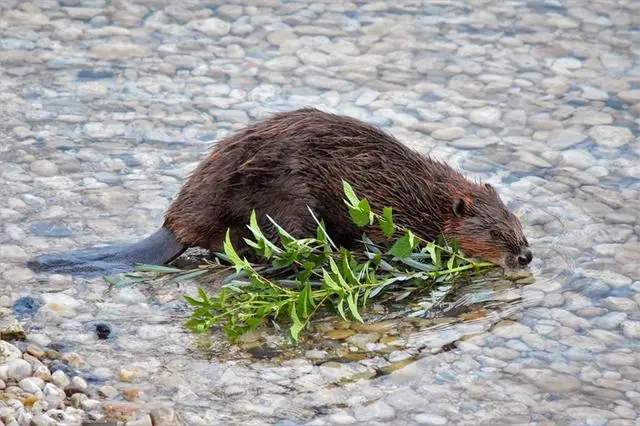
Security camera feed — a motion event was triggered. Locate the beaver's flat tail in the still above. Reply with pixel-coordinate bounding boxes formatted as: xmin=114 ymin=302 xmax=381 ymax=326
xmin=27 ymin=227 xmax=187 ymax=277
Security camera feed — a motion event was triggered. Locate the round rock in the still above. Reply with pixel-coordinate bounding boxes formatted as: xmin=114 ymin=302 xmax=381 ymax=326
xmin=0 ymin=341 xmax=23 ymax=363
xmin=588 ymin=125 xmax=633 ymax=149
xmin=30 ymin=160 xmax=58 ymax=177
xmin=7 ymin=359 xmax=32 ymax=381
xmin=431 ymin=127 xmax=465 ymax=141
xmin=469 ymin=106 xmax=502 ymax=127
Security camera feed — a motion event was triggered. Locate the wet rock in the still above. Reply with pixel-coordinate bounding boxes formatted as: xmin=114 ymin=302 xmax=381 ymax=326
xmin=187 ymin=18 xmax=230 ymax=36
xmin=469 ymin=106 xmax=501 ymax=127
xmin=91 ymin=43 xmax=150 ymax=60
xmin=98 ymin=385 xmax=119 ymax=399
xmin=0 ymin=316 xmax=26 ymax=340
xmin=127 ymin=414 xmax=153 ymax=426
xmin=617 ymin=90 xmax=640 ymax=104
xmin=51 ymin=370 xmax=70 ymax=389
xmin=33 ymin=365 xmax=52 ymax=382
xmin=346 ymin=333 xmax=379 ymax=350
xmin=565 ymin=406 xmax=617 ymax=420
xmin=415 ymin=413 xmax=448 ymax=425
xmin=62 ymin=352 xmax=86 ymax=368
xmin=30 ymin=160 xmax=58 ymax=177
xmin=31 ymin=413 xmax=58 ymax=426
xmin=304 ymin=350 xmax=327 ymax=360
xmin=354 ymin=400 xmax=395 ymax=422
xmin=621 ymin=321 xmax=640 ymax=339
xmin=149 ymin=407 xmax=182 ymax=426
xmin=19 ymin=377 xmax=44 ymax=393
xmin=524 ymin=369 xmax=582 ymax=393
xmin=318 ymin=362 xmax=376 ymax=382
xmin=601 ymin=297 xmax=637 ymax=312
xmin=7 ymin=359 xmax=32 ymax=381
xmin=558 ymin=150 xmax=595 ymax=169
xmin=431 ymin=127 xmax=465 ymax=140
xmin=70 ymin=392 xmax=88 ymax=408
xmin=13 ymin=297 xmax=42 ymax=317
xmin=30 ymin=221 xmax=73 ymax=238
xmin=569 ymin=110 xmax=613 ymax=125
xmin=589 ymin=126 xmax=634 ymax=149
xmin=0 ymin=341 xmax=23 ymax=363
xmin=70 ymin=376 xmax=88 ymax=391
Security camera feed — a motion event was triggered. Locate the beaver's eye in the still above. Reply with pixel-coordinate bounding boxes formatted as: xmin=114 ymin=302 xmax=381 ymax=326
xmin=490 ymin=230 xmax=500 ymax=240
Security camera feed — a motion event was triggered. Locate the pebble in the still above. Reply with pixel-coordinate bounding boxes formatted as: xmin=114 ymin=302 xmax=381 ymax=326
xmin=187 ymin=18 xmax=231 ymax=37
xmin=601 ymin=297 xmax=637 ymax=312
xmin=469 ymin=106 xmax=502 ymax=127
xmin=546 ymin=129 xmax=586 ymax=149
xmin=0 ymin=1 xmax=638 ymax=425
xmin=353 ymin=400 xmax=395 ymax=422
xmin=0 ymin=342 xmax=23 ymax=363
xmin=30 ymin=160 xmax=58 ymax=177
xmin=523 ymin=369 xmax=582 ymax=393
xmin=622 ymin=321 xmax=640 ymax=339
xmin=19 ymin=377 xmax=44 ymax=393
xmin=569 ymin=110 xmax=613 ymax=125
xmin=617 ymin=90 xmax=640 ymax=103
xmin=431 ymin=127 xmax=465 ymax=140
xmin=91 ymin=43 xmax=150 ymax=60
xmin=415 ymin=413 xmax=448 ymax=425
xmin=589 ymin=126 xmax=634 ymax=149
xmin=7 ymin=359 xmax=32 ymax=381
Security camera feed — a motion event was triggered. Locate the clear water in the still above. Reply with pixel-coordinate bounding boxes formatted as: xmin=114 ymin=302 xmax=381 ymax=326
xmin=0 ymin=0 xmax=639 ymax=424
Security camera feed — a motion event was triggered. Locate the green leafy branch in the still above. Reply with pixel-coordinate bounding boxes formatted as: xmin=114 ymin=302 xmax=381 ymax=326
xmin=109 ymin=180 xmax=495 ymax=343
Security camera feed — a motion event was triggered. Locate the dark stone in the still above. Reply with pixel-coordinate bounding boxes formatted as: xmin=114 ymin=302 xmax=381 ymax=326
xmin=526 ymin=1 xmax=567 ymax=14
xmin=13 ymin=296 xmax=42 ymax=317
xmin=420 ymin=92 xmax=441 ymax=102
xmin=77 ymin=70 xmax=115 ymax=81
xmin=95 ymin=323 xmax=111 ymax=340
xmin=606 ymin=98 xmax=625 ymax=110
xmin=30 ymin=221 xmax=73 ymax=238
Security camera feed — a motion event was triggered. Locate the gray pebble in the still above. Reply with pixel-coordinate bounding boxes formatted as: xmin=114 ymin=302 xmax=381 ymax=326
xmin=354 ymin=400 xmax=395 ymax=422
xmin=6 ymin=359 xmax=32 ymax=381
xmin=19 ymin=377 xmax=44 ymax=393
xmin=0 ymin=341 xmax=23 ymax=363
xmin=415 ymin=413 xmax=449 ymax=425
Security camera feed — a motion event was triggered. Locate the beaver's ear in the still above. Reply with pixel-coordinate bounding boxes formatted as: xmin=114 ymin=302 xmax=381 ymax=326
xmin=452 ymin=198 xmax=466 ymax=218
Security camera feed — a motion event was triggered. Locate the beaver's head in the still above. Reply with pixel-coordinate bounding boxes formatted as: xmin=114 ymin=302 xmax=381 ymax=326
xmin=443 ymin=183 xmax=532 ymax=272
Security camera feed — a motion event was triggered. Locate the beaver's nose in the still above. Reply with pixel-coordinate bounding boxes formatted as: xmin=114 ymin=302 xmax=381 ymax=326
xmin=517 ymin=248 xmax=533 ymax=266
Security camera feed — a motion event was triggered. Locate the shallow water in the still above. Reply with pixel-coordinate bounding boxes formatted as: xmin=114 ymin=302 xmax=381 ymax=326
xmin=1 ymin=0 xmax=639 ymax=424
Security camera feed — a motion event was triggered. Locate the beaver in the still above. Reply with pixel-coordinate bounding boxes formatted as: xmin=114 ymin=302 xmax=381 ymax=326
xmin=28 ymin=107 xmax=532 ymax=276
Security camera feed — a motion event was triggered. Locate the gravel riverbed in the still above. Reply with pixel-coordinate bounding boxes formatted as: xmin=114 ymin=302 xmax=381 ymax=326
xmin=1 ymin=0 xmax=639 ymax=425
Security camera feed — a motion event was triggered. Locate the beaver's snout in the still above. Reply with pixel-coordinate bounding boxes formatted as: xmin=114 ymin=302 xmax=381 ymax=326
xmin=517 ymin=248 xmax=533 ymax=267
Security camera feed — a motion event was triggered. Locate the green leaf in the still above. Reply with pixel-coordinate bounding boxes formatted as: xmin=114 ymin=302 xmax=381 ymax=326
xmin=388 ymin=229 xmax=418 ymax=258
xmin=398 ymin=257 xmax=438 ymax=272
xmin=322 ymin=269 xmax=341 ymax=293
xmin=197 ymin=287 xmax=211 ymax=305
xmin=426 ymin=242 xmax=442 ymax=268
xmin=340 ymin=250 xmax=359 ymax=286
xmin=224 ymin=229 xmax=246 ymax=272
xmin=173 ymin=269 xmax=209 ymax=282
xmin=184 ymin=294 xmax=207 ymax=307
xmin=342 ymin=180 xmax=360 ymax=207
xmin=134 ymin=264 xmax=182 ymax=273
xmin=266 ymin=215 xmax=296 ymax=245
xmin=348 ymin=200 xmax=373 ymax=227
xmin=347 ymin=292 xmax=363 ymax=323
xmin=379 ymin=206 xmax=395 ymax=238
xmin=336 ymin=298 xmax=348 ymax=322
xmin=447 ymin=253 xmax=456 ymax=270
xmin=289 ymin=303 xmax=304 ymax=342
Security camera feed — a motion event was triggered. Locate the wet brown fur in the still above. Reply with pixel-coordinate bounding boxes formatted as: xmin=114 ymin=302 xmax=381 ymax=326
xmin=163 ymin=108 xmax=530 ymax=270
